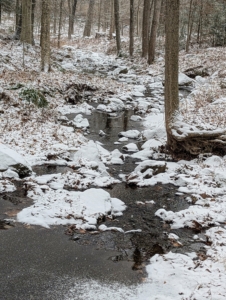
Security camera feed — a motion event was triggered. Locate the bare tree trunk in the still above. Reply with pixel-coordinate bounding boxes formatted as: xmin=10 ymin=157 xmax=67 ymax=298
xmin=197 ymin=0 xmax=203 ymax=46
xmin=21 ymin=0 xmax=32 ymax=44
xmin=165 ymin=0 xmax=179 ymax=149
xmin=40 ymin=0 xmax=50 ymax=72
xmin=68 ymin=0 xmax=77 ymax=39
xmin=185 ymin=0 xmax=196 ymax=52
xmin=97 ymin=0 xmax=101 ymax=32
xmin=129 ymin=0 xmax=134 ymax=56
xmin=68 ymin=0 xmax=72 ymax=39
xmin=0 ymin=1 xmax=2 ymax=24
xmin=114 ymin=0 xmax=121 ymax=56
xmin=142 ymin=0 xmax=151 ymax=58
xmin=57 ymin=0 xmax=63 ymax=48
xmin=83 ymin=0 xmax=95 ymax=37
xmin=71 ymin=0 xmax=77 ymax=34
xmin=103 ymin=0 xmax=108 ymax=32
xmin=15 ymin=0 xmax=22 ymax=39
xmin=31 ymin=0 xmax=36 ymax=45
xmin=109 ymin=0 xmax=114 ymax=39
xmin=53 ymin=0 xmax=57 ymax=35
xmin=148 ymin=0 xmax=162 ymax=64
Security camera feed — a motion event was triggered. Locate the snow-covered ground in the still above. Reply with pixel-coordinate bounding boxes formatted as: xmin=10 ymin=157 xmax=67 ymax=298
xmin=1 ymin=34 xmax=226 ymax=299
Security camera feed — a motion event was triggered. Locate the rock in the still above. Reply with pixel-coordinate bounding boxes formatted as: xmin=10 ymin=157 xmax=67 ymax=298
xmin=97 ymin=104 xmax=107 ymax=111
xmin=113 ymin=66 xmax=128 ymax=75
xmin=184 ymin=66 xmax=209 ymax=78
xmin=130 ymin=115 xmax=142 ymax=122
xmin=178 ymin=73 xmax=194 ymax=86
xmin=99 ymin=130 xmax=106 ymax=136
xmin=122 ymin=143 xmax=138 ymax=152
xmin=135 ymin=160 xmax=166 ymax=176
xmin=73 ymin=114 xmax=89 ymax=128
xmin=118 ymin=130 xmax=141 ymax=139
xmin=0 ymin=144 xmax=32 ymax=178
xmin=195 ymin=76 xmax=207 ymax=86
xmin=118 ymin=137 xmax=129 ymax=142
xmin=132 ymin=91 xmax=144 ymax=97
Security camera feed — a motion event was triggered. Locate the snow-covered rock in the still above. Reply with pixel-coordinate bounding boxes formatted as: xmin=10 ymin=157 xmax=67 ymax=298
xmin=130 ymin=115 xmax=142 ymax=122
xmin=178 ymin=73 xmax=194 ymax=86
xmin=0 ymin=144 xmax=32 ymax=178
xmin=122 ymin=143 xmax=138 ymax=152
xmin=118 ymin=130 xmax=141 ymax=139
xmin=17 ymin=188 xmax=126 ymax=229
xmin=73 ymin=114 xmax=89 ymax=128
xmin=132 ymin=91 xmax=144 ymax=97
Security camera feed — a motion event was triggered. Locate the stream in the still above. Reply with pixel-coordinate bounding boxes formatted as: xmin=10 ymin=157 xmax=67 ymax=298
xmin=0 ymin=65 xmax=206 ymax=299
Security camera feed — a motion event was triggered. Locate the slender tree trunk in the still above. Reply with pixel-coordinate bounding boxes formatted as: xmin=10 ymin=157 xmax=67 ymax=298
xmin=129 ymin=0 xmax=134 ymax=56
xmin=53 ymin=0 xmax=57 ymax=35
xmin=21 ymin=0 xmax=32 ymax=44
xmin=142 ymin=0 xmax=151 ymax=57
xmin=197 ymin=0 xmax=203 ymax=46
xmin=31 ymin=0 xmax=36 ymax=45
xmin=103 ymin=0 xmax=108 ymax=32
xmin=15 ymin=1 xmax=22 ymax=39
xmin=98 ymin=0 xmax=101 ymax=32
xmin=16 ymin=0 xmax=20 ymax=28
xmin=68 ymin=0 xmax=72 ymax=39
xmin=186 ymin=0 xmax=197 ymax=52
xmin=109 ymin=0 xmax=114 ymax=39
xmin=40 ymin=0 xmax=50 ymax=72
xmin=0 ymin=1 xmax=2 ymax=24
xmin=165 ymin=0 xmax=180 ymax=149
xmin=57 ymin=0 xmax=63 ymax=48
xmin=114 ymin=0 xmax=121 ymax=56
xmin=83 ymin=0 xmax=95 ymax=37
xmin=68 ymin=0 xmax=77 ymax=38
xmin=148 ymin=0 xmax=162 ymax=64
xmin=71 ymin=0 xmax=77 ymax=34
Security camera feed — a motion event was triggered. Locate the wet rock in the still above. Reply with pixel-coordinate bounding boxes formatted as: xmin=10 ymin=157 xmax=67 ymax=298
xmin=72 ymin=234 xmax=81 ymax=241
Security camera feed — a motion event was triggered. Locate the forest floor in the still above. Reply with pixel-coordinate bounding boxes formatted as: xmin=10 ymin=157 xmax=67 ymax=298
xmin=0 ymin=32 xmax=226 ymax=299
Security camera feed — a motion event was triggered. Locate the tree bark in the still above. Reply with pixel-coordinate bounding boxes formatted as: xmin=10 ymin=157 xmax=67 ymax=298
xmin=21 ymin=0 xmax=32 ymax=44
xmin=68 ymin=0 xmax=77 ymax=39
xmin=129 ymin=0 xmax=134 ymax=56
xmin=83 ymin=0 xmax=95 ymax=37
xmin=109 ymin=0 xmax=114 ymax=39
xmin=114 ymin=0 xmax=121 ymax=56
xmin=57 ymin=0 xmax=63 ymax=48
xmin=40 ymin=0 xmax=50 ymax=72
xmin=142 ymin=0 xmax=151 ymax=58
xmin=31 ymin=0 xmax=36 ymax=45
xmin=164 ymin=0 xmax=179 ymax=150
xmin=148 ymin=0 xmax=162 ymax=64
xmin=15 ymin=1 xmax=22 ymax=40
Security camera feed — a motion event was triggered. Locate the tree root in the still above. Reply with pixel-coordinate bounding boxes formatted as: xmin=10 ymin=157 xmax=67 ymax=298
xmin=167 ymin=131 xmax=226 ymax=157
